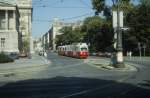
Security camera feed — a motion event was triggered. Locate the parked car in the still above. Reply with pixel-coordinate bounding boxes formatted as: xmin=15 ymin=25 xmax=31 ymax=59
xmin=89 ymin=52 xmax=97 ymax=56
xmin=38 ymin=51 xmax=44 ymax=56
xmin=19 ymin=52 xmax=27 ymax=58
xmin=97 ymin=52 xmax=106 ymax=57
xmin=104 ymin=52 xmax=112 ymax=58
xmin=9 ymin=52 xmax=19 ymax=60
xmin=96 ymin=52 xmax=112 ymax=58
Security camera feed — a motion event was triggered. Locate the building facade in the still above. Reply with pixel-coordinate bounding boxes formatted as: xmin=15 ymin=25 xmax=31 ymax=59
xmin=0 ymin=0 xmax=32 ymax=54
xmin=33 ymin=37 xmax=43 ymax=53
xmin=17 ymin=0 xmax=33 ymax=53
xmin=42 ymin=32 xmax=50 ymax=51
xmin=43 ymin=18 xmax=83 ymax=51
xmin=0 ymin=1 xmax=20 ymax=53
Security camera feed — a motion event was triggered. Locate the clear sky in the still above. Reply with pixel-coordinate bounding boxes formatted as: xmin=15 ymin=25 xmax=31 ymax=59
xmin=32 ymin=0 xmax=96 ymax=38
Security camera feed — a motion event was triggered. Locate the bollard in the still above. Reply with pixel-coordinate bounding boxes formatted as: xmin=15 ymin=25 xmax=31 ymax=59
xmin=110 ymin=52 xmax=117 ymax=65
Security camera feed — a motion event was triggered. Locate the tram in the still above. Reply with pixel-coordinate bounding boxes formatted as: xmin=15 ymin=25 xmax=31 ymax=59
xmin=58 ymin=43 xmax=88 ymax=59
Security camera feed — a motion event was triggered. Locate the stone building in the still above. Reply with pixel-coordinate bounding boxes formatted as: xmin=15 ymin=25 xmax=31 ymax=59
xmin=33 ymin=37 xmax=43 ymax=53
xmin=16 ymin=0 xmax=33 ymax=53
xmin=0 ymin=0 xmax=20 ymax=53
xmin=0 ymin=0 xmax=32 ymax=54
xmin=43 ymin=32 xmax=50 ymax=51
xmin=43 ymin=18 xmax=83 ymax=51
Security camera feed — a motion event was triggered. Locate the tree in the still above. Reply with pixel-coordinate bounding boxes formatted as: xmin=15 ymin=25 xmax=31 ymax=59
xmin=141 ymin=0 xmax=150 ymax=7
xmin=22 ymin=40 xmax=29 ymax=53
xmin=56 ymin=26 xmax=85 ymax=46
xmin=82 ymin=16 xmax=113 ymax=52
xmin=125 ymin=1 xmax=150 ymax=55
xmin=92 ymin=0 xmax=132 ymax=13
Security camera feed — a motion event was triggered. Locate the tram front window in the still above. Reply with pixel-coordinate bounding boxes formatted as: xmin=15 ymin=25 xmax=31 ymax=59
xmin=81 ymin=47 xmax=87 ymax=51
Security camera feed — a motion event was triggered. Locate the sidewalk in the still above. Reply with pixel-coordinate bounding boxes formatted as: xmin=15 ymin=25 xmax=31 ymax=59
xmin=85 ymin=57 xmax=137 ymax=72
xmin=0 ymin=54 xmax=50 ymax=74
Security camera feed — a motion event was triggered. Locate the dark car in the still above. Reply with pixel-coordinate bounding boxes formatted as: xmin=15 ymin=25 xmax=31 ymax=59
xmin=104 ymin=52 xmax=111 ymax=58
xmin=9 ymin=52 xmax=19 ymax=60
xmin=38 ymin=51 xmax=44 ymax=56
xmin=89 ymin=52 xmax=97 ymax=56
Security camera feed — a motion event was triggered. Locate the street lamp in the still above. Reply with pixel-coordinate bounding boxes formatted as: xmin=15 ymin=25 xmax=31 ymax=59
xmin=138 ymin=42 xmax=142 ymax=58
xmin=143 ymin=44 xmax=146 ymax=57
xmin=114 ymin=0 xmax=125 ymax=68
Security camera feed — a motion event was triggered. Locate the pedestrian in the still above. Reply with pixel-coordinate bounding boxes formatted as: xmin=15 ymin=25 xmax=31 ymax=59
xmin=129 ymin=51 xmax=132 ymax=59
xmin=44 ymin=51 xmax=47 ymax=57
xmin=127 ymin=51 xmax=129 ymax=56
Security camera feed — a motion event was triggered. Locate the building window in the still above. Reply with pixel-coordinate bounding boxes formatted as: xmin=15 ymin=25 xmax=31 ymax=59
xmin=0 ymin=11 xmax=6 ymax=30
xmin=8 ymin=11 xmax=14 ymax=30
xmin=1 ymin=38 xmax=5 ymax=48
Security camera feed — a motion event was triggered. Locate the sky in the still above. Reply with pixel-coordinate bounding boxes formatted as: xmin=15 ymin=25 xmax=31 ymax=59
xmin=32 ymin=0 xmax=94 ymax=38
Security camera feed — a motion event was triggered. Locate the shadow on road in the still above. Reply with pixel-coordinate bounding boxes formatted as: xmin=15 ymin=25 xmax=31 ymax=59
xmin=0 ymin=76 xmax=150 ymax=98
xmin=139 ymin=80 xmax=150 ymax=88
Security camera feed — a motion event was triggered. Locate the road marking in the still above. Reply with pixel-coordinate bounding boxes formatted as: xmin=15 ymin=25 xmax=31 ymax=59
xmin=58 ymin=76 xmax=133 ymax=98
xmin=59 ymin=83 xmax=115 ymax=98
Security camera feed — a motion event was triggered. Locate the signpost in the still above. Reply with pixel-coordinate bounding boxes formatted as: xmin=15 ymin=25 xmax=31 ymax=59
xmin=112 ymin=0 xmax=124 ymax=68
xmin=143 ymin=44 xmax=146 ymax=57
xmin=113 ymin=11 xmax=123 ymax=28
xmin=138 ymin=42 xmax=142 ymax=60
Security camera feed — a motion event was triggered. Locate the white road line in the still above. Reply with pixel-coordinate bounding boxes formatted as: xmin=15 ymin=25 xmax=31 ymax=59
xmin=58 ymin=76 xmax=130 ymax=98
xmin=59 ymin=83 xmax=114 ymax=98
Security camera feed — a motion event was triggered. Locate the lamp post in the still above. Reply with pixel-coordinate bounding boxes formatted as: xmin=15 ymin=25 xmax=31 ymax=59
xmin=115 ymin=0 xmax=125 ymax=68
xmin=138 ymin=42 xmax=142 ymax=59
xmin=143 ymin=44 xmax=146 ymax=57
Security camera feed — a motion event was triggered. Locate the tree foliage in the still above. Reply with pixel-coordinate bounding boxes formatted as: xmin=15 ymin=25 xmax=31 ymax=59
xmin=0 ymin=52 xmax=14 ymax=63
xmin=56 ymin=26 xmax=85 ymax=46
xmin=92 ymin=0 xmax=133 ymax=18
xmin=82 ymin=16 xmax=113 ymax=52
xmin=22 ymin=40 xmax=29 ymax=53
xmin=124 ymin=1 xmax=150 ymax=55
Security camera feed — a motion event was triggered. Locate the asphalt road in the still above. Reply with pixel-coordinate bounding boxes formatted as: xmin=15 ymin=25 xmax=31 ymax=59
xmin=0 ymin=53 xmax=150 ymax=98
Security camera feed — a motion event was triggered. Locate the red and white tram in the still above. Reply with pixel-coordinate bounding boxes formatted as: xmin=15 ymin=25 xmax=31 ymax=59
xmin=58 ymin=43 xmax=88 ymax=59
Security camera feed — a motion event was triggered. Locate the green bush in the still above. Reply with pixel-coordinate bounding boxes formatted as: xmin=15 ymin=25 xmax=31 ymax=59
xmin=0 ymin=52 xmax=14 ymax=63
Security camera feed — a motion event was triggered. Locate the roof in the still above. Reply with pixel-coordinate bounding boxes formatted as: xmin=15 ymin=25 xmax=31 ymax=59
xmin=0 ymin=0 xmax=16 ymax=6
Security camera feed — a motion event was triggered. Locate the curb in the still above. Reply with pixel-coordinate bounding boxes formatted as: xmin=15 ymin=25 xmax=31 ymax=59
xmin=85 ymin=59 xmax=138 ymax=72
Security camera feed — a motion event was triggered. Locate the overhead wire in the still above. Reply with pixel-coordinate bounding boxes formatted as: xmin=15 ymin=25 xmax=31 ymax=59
xmin=32 ymin=0 xmax=44 ymax=5
xmin=33 ymin=12 xmax=94 ymax=23
xmin=33 ymin=0 xmax=91 ymax=9
xmin=79 ymin=0 xmax=92 ymax=9
xmin=34 ymin=6 xmax=89 ymax=8
xmin=33 ymin=0 xmax=63 ymax=8
xmin=61 ymin=12 xmax=93 ymax=21
xmin=33 ymin=0 xmax=94 ymax=23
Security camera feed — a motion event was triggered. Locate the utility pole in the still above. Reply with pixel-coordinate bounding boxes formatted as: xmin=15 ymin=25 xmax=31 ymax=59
xmin=138 ymin=42 xmax=142 ymax=59
xmin=143 ymin=44 xmax=146 ymax=57
xmin=115 ymin=0 xmax=125 ymax=68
